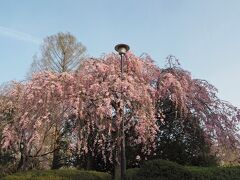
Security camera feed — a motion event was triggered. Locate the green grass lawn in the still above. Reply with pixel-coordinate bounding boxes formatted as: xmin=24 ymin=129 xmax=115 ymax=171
xmin=3 ymin=161 xmax=240 ymax=180
xmin=2 ymin=169 xmax=111 ymax=180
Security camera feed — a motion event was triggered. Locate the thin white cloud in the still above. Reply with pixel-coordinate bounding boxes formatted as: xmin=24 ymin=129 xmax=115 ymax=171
xmin=0 ymin=26 xmax=41 ymax=44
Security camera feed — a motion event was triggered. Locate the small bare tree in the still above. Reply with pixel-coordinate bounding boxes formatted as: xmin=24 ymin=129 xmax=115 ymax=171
xmin=29 ymin=32 xmax=86 ymax=74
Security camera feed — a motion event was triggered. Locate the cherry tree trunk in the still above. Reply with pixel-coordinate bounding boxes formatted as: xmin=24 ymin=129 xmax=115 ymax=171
xmin=51 ymin=149 xmax=61 ymax=169
xmin=51 ymin=137 xmax=62 ymax=169
xmin=113 ymin=150 xmax=121 ymax=180
xmin=17 ymin=143 xmax=29 ymax=171
xmin=86 ymin=155 xmax=93 ymax=170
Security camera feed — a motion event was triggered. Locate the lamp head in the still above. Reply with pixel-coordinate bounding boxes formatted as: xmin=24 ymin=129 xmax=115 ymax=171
xmin=115 ymin=44 xmax=130 ymax=55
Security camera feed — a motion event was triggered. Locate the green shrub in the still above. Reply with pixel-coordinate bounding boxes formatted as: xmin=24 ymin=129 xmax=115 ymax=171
xmin=2 ymin=169 xmax=111 ymax=180
xmin=187 ymin=166 xmax=240 ymax=180
xmin=136 ymin=159 xmax=191 ymax=180
xmin=126 ymin=159 xmax=240 ymax=180
xmin=126 ymin=168 xmax=139 ymax=180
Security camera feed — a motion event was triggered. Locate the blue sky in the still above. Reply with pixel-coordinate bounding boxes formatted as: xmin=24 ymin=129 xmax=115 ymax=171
xmin=0 ymin=0 xmax=240 ymax=107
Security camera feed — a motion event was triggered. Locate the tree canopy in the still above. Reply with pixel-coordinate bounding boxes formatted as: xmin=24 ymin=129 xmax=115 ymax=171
xmin=1 ymin=53 xmax=240 ymax=171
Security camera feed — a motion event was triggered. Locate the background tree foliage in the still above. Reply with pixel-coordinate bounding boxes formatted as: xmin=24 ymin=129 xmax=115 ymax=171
xmin=154 ymin=99 xmax=217 ymax=166
xmin=29 ymin=32 xmax=86 ymax=74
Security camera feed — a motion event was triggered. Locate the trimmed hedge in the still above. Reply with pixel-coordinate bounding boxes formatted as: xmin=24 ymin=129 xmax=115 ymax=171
xmin=127 ymin=159 xmax=191 ymax=180
xmin=126 ymin=159 xmax=240 ymax=180
xmin=2 ymin=169 xmax=111 ymax=180
xmin=187 ymin=166 xmax=240 ymax=180
xmin=126 ymin=168 xmax=140 ymax=180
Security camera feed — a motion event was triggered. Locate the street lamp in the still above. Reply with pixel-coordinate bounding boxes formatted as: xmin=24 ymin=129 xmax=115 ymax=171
xmin=115 ymin=44 xmax=130 ymax=55
xmin=114 ymin=44 xmax=130 ymax=180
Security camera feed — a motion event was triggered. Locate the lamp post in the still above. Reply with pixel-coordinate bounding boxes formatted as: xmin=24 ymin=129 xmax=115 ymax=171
xmin=114 ymin=44 xmax=130 ymax=180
